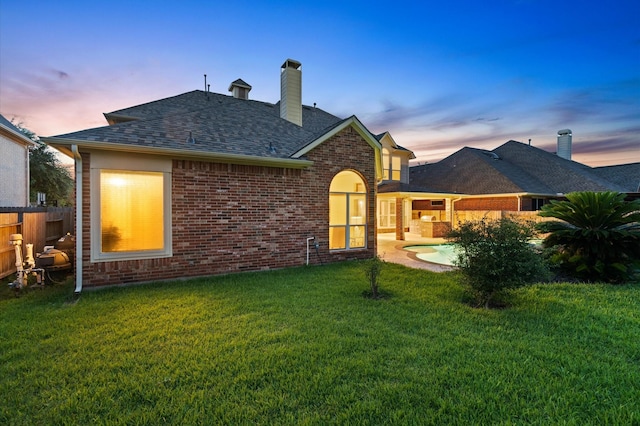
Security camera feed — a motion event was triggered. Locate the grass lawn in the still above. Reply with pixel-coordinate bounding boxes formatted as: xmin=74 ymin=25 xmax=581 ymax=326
xmin=1 ymin=262 xmax=639 ymax=425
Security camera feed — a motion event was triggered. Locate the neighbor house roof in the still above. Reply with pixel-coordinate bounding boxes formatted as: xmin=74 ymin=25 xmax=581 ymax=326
xmin=44 ymin=90 xmax=381 ymax=170
xmin=409 ymin=140 xmax=631 ymax=195
xmin=0 ymin=114 xmax=37 ymax=147
xmin=591 ymin=163 xmax=640 ymax=192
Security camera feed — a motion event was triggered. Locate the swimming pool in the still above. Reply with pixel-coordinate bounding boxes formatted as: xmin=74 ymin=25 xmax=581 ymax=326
xmin=403 ymin=244 xmax=458 ymax=266
xmin=404 ymin=240 xmax=544 ymax=266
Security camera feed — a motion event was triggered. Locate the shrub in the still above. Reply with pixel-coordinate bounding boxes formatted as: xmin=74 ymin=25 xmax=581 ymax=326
xmin=447 ymin=217 xmax=549 ymax=308
xmin=537 ymin=191 xmax=640 ymax=283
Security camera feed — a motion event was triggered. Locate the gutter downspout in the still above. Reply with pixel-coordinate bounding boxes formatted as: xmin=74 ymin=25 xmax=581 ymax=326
xmin=72 ymin=145 xmax=83 ymax=294
xmin=25 ymin=144 xmax=31 ymax=206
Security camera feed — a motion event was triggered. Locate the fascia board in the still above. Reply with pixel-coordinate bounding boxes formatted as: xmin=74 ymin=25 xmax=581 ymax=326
xmin=290 ymin=116 xmax=383 ymax=180
xmin=290 ymin=116 xmax=382 ymax=158
xmin=42 ymin=137 xmax=314 ymax=169
xmin=0 ymin=125 xmax=37 ymax=147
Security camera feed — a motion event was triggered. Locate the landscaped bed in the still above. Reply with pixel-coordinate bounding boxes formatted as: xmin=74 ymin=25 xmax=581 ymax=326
xmin=1 ymin=262 xmax=638 ymax=424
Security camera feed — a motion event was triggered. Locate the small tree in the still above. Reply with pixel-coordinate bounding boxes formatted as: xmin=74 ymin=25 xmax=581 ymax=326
xmin=447 ymin=217 xmax=549 ymax=308
xmin=537 ymin=191 xmax=640 ymax=283
xmin=362 ymin=255 xmax=385 ymax=299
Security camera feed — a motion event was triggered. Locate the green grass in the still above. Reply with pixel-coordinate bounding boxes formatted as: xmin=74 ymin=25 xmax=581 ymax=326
xmin=1 ymin=263 xmax=639 ymax=425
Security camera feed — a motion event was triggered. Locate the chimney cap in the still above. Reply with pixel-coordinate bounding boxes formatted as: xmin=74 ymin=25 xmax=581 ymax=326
xmin=281 ymin=59 xmax=301 ymax=70
xmin=557 ymin=129 xmax=572 ymax=136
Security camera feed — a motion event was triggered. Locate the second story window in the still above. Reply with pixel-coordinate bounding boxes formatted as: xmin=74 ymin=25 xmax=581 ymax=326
xmin=382 ymin=148 xmax=402 ymax=181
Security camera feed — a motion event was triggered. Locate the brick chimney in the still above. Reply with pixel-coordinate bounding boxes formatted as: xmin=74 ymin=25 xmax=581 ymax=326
xmin=280 ymin=59 xmax=302 ymax=126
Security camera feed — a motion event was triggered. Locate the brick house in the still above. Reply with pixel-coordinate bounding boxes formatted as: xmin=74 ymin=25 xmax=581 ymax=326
xmin=45 ymin=59 xmax=382 ymax=292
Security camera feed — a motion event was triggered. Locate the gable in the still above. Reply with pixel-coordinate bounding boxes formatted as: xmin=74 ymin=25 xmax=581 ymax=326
xmin=290 ymin=116 xmax=382 ymax=180
xmin=378 ymin=132 xmax=416 ymax=160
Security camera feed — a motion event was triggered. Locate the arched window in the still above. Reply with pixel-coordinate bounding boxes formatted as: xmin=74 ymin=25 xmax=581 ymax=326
xmin=329 ymin=171 xmax=367 ymax=250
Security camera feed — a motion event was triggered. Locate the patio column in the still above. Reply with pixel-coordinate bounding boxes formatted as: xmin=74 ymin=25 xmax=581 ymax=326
xmin=395 ymin=197 xmax=405 ymax=241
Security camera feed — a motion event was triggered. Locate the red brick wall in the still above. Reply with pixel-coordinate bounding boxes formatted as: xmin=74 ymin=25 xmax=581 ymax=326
xmin=395 ymin=197 xmax=404 ymax=240
xmin=79 ymin=125 xmax=377 ymax=287
xmin=413 ymin=200 xmax=445 ymax=210
xmin=455 ymin=197 xmax=519 ymax=211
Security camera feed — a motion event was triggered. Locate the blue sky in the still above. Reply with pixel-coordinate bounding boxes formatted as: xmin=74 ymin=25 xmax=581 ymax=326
xmin=1 ymin=0 xmax=638 ymax=166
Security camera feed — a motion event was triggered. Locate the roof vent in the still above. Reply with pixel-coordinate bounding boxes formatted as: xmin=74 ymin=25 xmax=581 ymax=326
xmin=186 ymin=131 xmax=196 ymax=144
xmin=557 ymin=129 xmax=572 ymax=160
xmin=229 ymin=79 xmax=252 ymax=100
xmin=280 ymin=59 xmax=302 ymax=126
xmin=481 ymin=150 xmax=500 ymax=160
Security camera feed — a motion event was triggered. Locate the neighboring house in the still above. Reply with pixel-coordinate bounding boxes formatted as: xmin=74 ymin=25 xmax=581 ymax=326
xmin=44 ymin=59 xmax=382 ymax=291
xmin=380 ymin=136 xmax=639 ymax=240
xmin=0 ymin=114 xmax=35 ymax=207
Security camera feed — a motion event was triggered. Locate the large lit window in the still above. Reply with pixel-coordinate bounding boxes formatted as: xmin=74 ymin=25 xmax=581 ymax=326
xmin=329 ymin=171 xmax=367 ymax=250
xmin=90 ymin=154 xmax=171 ymax=261
xmin=100 ymin=171 xmax=164 ymax=252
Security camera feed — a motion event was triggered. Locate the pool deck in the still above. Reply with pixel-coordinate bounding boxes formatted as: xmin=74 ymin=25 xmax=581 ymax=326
xmin=377 ymin=232 xmax=455 ymax=272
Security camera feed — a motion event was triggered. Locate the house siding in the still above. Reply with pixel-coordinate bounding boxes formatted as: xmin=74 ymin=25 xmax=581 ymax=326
xmin=0 ymin=135 xmax=30 ymax=207
xmin=79 ymin=126 xmax=377 ymax=287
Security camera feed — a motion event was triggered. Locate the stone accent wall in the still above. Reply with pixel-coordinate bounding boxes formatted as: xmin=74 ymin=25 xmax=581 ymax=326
xmin=79 ymin=126 xmax=377 ymax=288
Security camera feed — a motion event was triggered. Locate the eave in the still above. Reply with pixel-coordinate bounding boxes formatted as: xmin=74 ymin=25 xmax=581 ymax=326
xmin=42 ymin=137 xmax=314 ymax=169
xmin=377 ymin=191 xmax=567 ymax=200
xmin=0 ymin=125 xmax=37 ymax=148
xmin=102 ymin=113 xmax=142 ymax=125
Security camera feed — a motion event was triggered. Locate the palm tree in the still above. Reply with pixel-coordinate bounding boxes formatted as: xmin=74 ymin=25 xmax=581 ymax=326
xmin=537 ymin=191 xmax=640 ymax=283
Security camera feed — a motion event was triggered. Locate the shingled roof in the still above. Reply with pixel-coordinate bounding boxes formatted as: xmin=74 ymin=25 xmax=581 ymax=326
xmin=592 ymin=163 xmax=640 ymax=192
xmin=409 ymin=140 xmax=632 ymax=195
xmin=46 ymin=90 xmax=349 ymax=161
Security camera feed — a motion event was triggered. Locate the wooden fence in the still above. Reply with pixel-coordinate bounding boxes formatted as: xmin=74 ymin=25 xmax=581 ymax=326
xmin=0 ymin=207 xmax=74 ymax=279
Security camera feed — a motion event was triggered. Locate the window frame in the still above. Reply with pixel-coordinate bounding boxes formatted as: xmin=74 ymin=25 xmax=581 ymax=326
xmin=90 ymin=153 xmax=172 ymax=262
xmin=329 ymin=171 xmax=367 ymax=251
xmin=377 ymin=199 xmax=396 ymax=228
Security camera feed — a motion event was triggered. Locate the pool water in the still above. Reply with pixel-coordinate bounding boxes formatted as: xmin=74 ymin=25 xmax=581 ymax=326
xmin=404 ymin=240 xmax=544 ymax=266
xmin=403 ymin=244 xmax=458 ymax=266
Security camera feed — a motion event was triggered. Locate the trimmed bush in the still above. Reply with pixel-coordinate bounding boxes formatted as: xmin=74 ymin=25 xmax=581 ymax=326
xmin=447 ymin=217 xmax=549 ymax=308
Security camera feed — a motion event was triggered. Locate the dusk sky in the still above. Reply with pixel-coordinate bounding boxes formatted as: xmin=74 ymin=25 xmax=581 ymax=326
xmin=1 ymin=0 xmax=638 ymax=167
